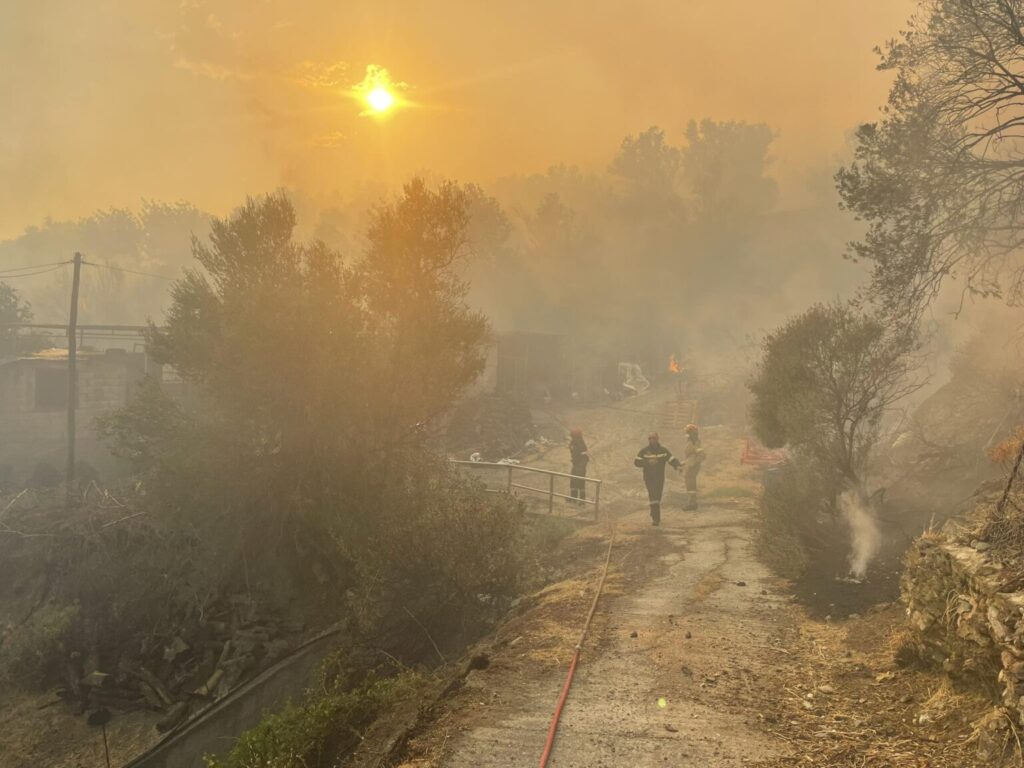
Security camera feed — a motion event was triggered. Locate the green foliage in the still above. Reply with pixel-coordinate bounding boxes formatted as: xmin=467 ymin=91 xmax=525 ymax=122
xmin=349 ymin=459 xmax=524 ymax=637
xmin=205 ymin=671 xmax=424 ymax=768
xmin=0 ymin=492 xmax=216 ymax=687
xmin=141 ymin=183 xmax=488 ymax=492
xmin=837 ymin=0 xmax=1024 ymax=317
xmin=682 ymin=119 xmax=777 ymax=218
xmin=756 ymin=463 xmax=829 ymax=580
xmin=0 ymin=282 xmax=47 ymax=356
xmin=0 ymin=202 xmax=209 ymax=323
xmin=101 ymin=181 xmax=504 ymax=627
xmin=749 ymin=302 xmax=922 ymax=492
xmin=609 ymin=126 xmax=683 ymax=201
xmin=0 ymin=282 xmax=33 ymax=327
xmin=0 ymin=604 xmax=80 ymax=686
xmin=96 ymin=376 xmax=190 ymax=471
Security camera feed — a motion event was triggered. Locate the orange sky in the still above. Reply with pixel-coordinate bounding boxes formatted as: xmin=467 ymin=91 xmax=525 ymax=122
xmin=0 ymin=0 xmax=915 ymax=239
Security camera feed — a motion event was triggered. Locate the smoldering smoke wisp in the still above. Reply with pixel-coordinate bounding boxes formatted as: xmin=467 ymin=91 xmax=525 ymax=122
xmin=840 ymin=490 xmax=881 ymax=579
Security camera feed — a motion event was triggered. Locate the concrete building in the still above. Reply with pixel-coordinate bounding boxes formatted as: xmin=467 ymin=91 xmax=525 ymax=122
xmin=0 ymin=347 xmax=154 ymax=482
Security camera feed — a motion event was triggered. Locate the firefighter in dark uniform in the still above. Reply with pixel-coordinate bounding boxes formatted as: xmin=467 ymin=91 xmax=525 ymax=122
xmin=634 ymin=431 xmax=680 ymax=526
xmin=569 ymin=428 xmax=589 ymax=504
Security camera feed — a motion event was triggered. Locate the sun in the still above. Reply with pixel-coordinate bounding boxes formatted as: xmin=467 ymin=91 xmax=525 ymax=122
xmin=366 ymin=86 xmax=394 ymax=113
xmin=352 ymin=65 xmax=407 ymax=117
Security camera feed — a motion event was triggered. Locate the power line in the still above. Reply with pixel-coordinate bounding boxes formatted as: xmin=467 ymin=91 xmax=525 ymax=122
xmin=0 ymin=264 xmax=71 ymax=279
xmin=81 ymin=260 xmax=174 ymax=281
xmin=0 ymin=260 xmax=72 ymax=276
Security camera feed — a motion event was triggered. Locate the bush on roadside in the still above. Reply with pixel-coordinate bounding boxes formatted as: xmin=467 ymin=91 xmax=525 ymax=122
xmin=348 ymin=458 xmax=524 ymax=652
xmin=0 ymin=604 xmax=81 ymax=686
xmin=755 ymin=462 xmax=829 ymax=580
xmin=205 ymin=669 xmax=424 ymax=768
xmin=0 ymin=488 xmax=219 ymax=688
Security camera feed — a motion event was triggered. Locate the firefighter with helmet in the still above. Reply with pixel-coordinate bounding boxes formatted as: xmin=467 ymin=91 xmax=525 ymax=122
xmin=634 ymin=432 xmax=680 ymax=526
xmin=568 ymin=428 xmax=589 ymax=504
xmin=682 ymin=424 xmax=705 ymax=511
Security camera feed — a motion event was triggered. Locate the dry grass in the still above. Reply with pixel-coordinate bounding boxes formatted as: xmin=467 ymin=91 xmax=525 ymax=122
xmin=753 ymin=605 xmax=1003 ymax=768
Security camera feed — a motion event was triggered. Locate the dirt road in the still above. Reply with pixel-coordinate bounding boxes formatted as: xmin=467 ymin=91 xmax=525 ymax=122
xmin=399 ymin=390 xmax=799 ymax=766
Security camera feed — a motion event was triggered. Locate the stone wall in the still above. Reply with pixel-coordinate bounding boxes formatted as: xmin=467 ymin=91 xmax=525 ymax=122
xmin=903 ymin=534 xmax=1024 ymax=718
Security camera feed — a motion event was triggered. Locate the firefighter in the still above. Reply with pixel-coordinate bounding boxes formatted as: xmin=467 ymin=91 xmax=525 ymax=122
xmin=568 ymin=428 xmax=589 ymax=504
xmin=682 ymin=424 xmax=705 ymax=510
xmin=634 ymin=432 xmax=680 ymax=526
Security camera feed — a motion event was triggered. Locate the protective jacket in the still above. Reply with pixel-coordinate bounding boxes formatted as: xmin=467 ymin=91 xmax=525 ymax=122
xmin=570 ymin=438 xmax=590 ymax=475
xmin=634 ymin=443 xmax=680 ymax=482
xmin=683 ymin=439 xmax=705 ymax=469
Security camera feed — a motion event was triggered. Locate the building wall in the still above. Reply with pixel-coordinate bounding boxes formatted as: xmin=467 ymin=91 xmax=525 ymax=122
xmin=0 ymin=356 xmax=134 ymax=479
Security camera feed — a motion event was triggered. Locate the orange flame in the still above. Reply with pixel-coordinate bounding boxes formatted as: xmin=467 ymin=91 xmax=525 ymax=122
xmin=668 ymin=354 xmax=680 ymax=374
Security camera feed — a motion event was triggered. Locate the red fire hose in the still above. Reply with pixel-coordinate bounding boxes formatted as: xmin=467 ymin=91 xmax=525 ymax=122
xmin=538 ymin=523 xmax=616 ymax=767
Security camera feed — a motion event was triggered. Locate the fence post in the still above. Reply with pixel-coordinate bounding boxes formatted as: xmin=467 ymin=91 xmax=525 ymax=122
xmin=594 ymin=482 xmax=601 ymax=521
xmin=507 ymin=466 xmax=513 ymax=493
xmin=549 ymin=474 xmax=555 ymax=514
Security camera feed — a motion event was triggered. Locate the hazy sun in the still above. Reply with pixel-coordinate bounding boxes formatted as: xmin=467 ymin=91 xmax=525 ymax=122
xmin=352 ymin=65 xmax=406 ymax=117
xmin=366 ymin=86 xmax=394 ymax=113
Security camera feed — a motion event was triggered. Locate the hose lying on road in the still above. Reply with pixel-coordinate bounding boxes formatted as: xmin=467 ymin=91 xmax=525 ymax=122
xmin=538 ymin=518 xmax=617 ymax=767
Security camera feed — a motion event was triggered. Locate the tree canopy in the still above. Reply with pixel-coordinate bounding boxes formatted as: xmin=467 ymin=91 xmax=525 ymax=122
xmin=0 ymin=282 xmax=46 ymax=357
xmin=838 ymin=0 xmax=1024 ymax=318
xmin=106 ymin=182 xmax=490 ymax=535
xmin=749 ymin=303 xmax=923 ymax=494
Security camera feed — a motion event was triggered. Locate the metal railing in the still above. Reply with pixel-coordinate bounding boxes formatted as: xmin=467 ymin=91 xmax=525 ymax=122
xmin=451 ymin=460 xmax=602 ymax=520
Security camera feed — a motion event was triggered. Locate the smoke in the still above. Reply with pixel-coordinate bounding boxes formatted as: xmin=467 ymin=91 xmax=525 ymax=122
xmin=840 ymin=490 xmax=882 ymax=579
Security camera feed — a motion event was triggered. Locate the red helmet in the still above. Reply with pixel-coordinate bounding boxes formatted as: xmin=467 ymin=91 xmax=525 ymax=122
xmin=570 ymin=428 xmax=583 ymax=439
xmin=685 ymin=424 xmax=699 ymax=434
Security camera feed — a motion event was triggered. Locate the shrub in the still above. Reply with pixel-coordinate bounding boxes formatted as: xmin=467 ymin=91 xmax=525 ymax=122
xmin=749 ymin=302 xmax=922 ymax=499
xmin=755 ymin=463 xmax=827 ymax=580
xmin=348 ymin=458 xmax=524 ymax=649
xmin=0 ymin=604 xmax=81 ymax=686
xmin=205 ymin=670 xmax=424 ymax=768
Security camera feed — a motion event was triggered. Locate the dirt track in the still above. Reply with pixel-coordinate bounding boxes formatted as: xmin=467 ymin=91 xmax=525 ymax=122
xmin=391 ymin=387 xmax=1003 ymax=768
xmin=439 ymin=506 xmax=793 ymax=766
xmin=398 ymin=389 xmax=800 ymax=766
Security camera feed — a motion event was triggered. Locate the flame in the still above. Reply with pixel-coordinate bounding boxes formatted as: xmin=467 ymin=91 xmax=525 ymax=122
xmin=668 ymin=354 xmax=680 ymax=374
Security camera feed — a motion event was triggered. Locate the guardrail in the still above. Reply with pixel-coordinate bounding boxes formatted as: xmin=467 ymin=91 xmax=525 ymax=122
xmin=451 ymin=460 xmax=601 ymax=520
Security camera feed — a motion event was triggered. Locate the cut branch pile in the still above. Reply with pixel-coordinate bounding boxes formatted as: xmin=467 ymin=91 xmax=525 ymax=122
xmin=0 ymin=486 xmax=309 ymax=734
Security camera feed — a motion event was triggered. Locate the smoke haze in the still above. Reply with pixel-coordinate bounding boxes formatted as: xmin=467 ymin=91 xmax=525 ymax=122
xmin=1 ymin=1 xmax=912 ymax=238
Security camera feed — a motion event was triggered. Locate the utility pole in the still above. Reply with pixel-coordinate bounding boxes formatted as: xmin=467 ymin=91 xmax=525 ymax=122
xmin=66 ymin=252 xmax=82 ymax=503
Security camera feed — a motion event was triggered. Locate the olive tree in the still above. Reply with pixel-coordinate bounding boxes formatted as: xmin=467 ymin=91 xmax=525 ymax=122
xmin=749 ymin=303 xmax=924 ymax=498
xmin=838 ymin=0 xmax=1024 ymax=318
